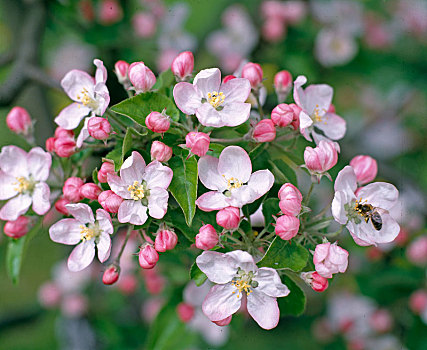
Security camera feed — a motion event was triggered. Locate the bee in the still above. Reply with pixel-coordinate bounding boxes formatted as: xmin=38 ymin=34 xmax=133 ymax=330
xmin=354 ymin=202 xmax=383 ymax=231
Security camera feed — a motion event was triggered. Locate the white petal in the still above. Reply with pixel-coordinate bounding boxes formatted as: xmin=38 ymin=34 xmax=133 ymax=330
xmin=27 ymin=148 xmax=52 ymax=182
xmin=247 ymin=291 xmax=280 ymax=330
xmin=331 ymin=190 xmax=353 ymax=225
xmin=193 ymin=68 xmax=221 ymax=97
xmin=198 ymin=156 xmax=227 ymax=191
xmin=219 ymin=78 xmax=251 ymax=103
xmin=67 ymin=241 xmax=95 ymax=272
xmin=334 ymin=165 xmax=357 ymax=194
xmin=120 ymin=151 xmax=146 ymax=184
xmin=0 ymin=145 xmax=28 ymax=177
xmin=218 ymin=146 xmax=252 ymax=184
xmin=358 ymin=182 xmax=399 ymax=210
xmin=32 ymin=182 xmax=51 ymax=215
xmin=144 ymin=161 xmax=173 ymax=189
xmin=255 ymin=268 xmax=290 ymax=298
xmin=66 ymin=203 xmax=95 ymax=224
xmin=97 ymin=232 xmax=111 ymax=263
xmin=173 ymin=82 xmax=202 ymax=115
xmin=304 ymin=84 xmax=333 ymax=116
xmin=61 ymin=69 xmax=95 ymax=102
xmin=245 ymin=170 xmax=274 ymax=201
xmin=0 ymin=172 xmax=18 ymax=200
xmin=54 ymin=103 xmax=91 ymax=130
xmin=315 ymin=113 xmax=346 ymax=140
xmin=94 ymin=59 xmax=108 ymax=84
xmin=49 ymin=219 xmax=82 ymax=245
xmin=118 ymin=200 xmax=148 ymax=225
xmin=293 ymin=75 xmax=307 ymax=108
xmin=196 ymin=251 xmax=239 ymax=284
xmin=299 ymin=111 xmax=313 ymax=129
xmin=218 ymin=102 xmax=251 ymax=127
xmin=202 ymin=283 xmax=241 ymax=322
xmin=147 ymin=187 xmax=169 ymax=219
xmin=76 ymin=117 xmax=90 ymax=148
xmin=107 ymin=173 xmax=132 ymax=199
xmin=196 ymin=191 xmax=229 ymax=211
xmin=96 ymin=209 xmax=113 ymax=235
xmin=195 ymin=103 xmax=223 ymax=127
xmin=0 ymin=194 xmax=32 ymax=221
xmin=225 ymin=250 xmax=258 ymax=273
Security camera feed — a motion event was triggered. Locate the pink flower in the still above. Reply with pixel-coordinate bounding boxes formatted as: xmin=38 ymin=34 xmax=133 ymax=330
xmin=98 ymin=162 xmax=115 ymax=183
xmin=0 ymin=146 xmax=51 ymax=221
xmin=406 ymin=236 xmax=427 ymax=266
xmin=128 ymin=62 xmax=156 ymax=94
xmin=293 ymin=75 xmax=346 ymax=144
xmin=196 ymin=250 xmax=290 ymax=330
xmin=154 ymin=228 xmax=178 ymax=252
xmin=332 ymin=166 xmax=400 ymax=246
xmin=304 ymin=140 xmax=338 ymax=177
xmin=271 ymin=104 xmax=294 ymax=128
xmin=54 ymin=136 xmax=76 ymax=157
xmin=145 ymin=111 xmax=170 ymax=133
xmin=216 ymin=206 xmax=240 ymax=230
xmin=139 ymin=243 xmax=159 ymax=269
xmin=3 ymin=216 xmax=30 ymax=238
xmin=252 ymin=119 xmax=276 ymax=142
xmin=173 ymin=68 xmax=251 ymax=128
xmin=99 ymin=0 xmax=123 ymax=25
xmin=275 ymin=215 xmax=300 ymax=240
xmin=301 ymin=271 xmax=328 ymax=292
xmin=241 ymin=62 xmax=263 ymax=89
xmin=87 ymin=117 xmax=111 ymax=140
xmin=278 ymin=183 xmax=302 ymax=216
xmin=150 ymin=141 xmax=172 ymax=162
xmin=171 ymin=51 xmax=194 ymax=81
xmin=274 ymin=71 xmax=293 ymax=102
xmin=195 ymin=224 xmax=218 ymax=250
xmin=350 ymin=155 xmax=378 ymax=185
xmin=63 ymin=177 xmax=84 ymax=202
xmin=45 ymin=137 xmax=56 ymax=152
xmin=196 ymin=146 xmax=274 ymax=211
xmin=79 ymin=183 xmax=102 ymax=200
xmin=55 ymin=197 xmax=70 ymax=215
xmin=313 ymin=242 xmax=349 ymax=278
xmin=98 ymin=190 xmax=123 ymax=213
xmin=49 ymin=203 xmax=114 ymax=271
xmin=103 ymin=265 xmax=120 ymax=285
xmin=315 ymin=29 xmax=357 ymax=68
xmin=114 ymin=60 xmax=129 ymax=85
xmin=107 ymin=151 xmax=173 ymax=225
xmin=6 ymin=106 xmax=32 ymax=135
xmin=185 ymin=131 xmax=210 ymax=157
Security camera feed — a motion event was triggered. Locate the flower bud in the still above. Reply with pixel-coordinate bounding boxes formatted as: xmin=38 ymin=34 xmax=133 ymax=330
xmin=185 ymin=131 xmax=210 ymax=157
xmin=409 ymin=290 xmax=427 ymax=314
xmin=150 ymin=141 xmax=172 ymax=162
xmin=289 ymin=103 xmax=301 ymax=130
xmin=223 ymin=75 xmax=236 ymax=84
xmin=195 ymin=224 xmax=218 ymax=250
xmin=369 ymin=309 xmax=393 ymax=333
xmin=216 ymin=206 xmax=240 ymax=230
xmin=99 ymin=0 xmax=123 ymax=25
xmin=98 ymin=190 xmax=123 ymax=213
xmin=176 ymin=302 xmax=194 ymax=322
xmin=45 ymin=137 xmax=56 ymax=152
xmin=139 ymin=243 xmax=159 ymax=269
xmin=313 ymin=242 xmax=349 ymax=278
xmin=54 ymin=137 xmax=76 ymax=158
xmin=114 ymin=60 xmax=129 ymax=84
xmin=55 ymin=127 xmax=74 ymax=139
xmin=87 ymin=117 xmax=111 ymax=140
xmin=129 ymin=61 xmax=156 ymax=94
xmin=407 ymin=236 xmax=427 ymax=266
xmin=6 ymin=106 xmax=32 ymax=135
xmin=98 ymin=162 xmax=115 ymax=183
xmin=253 ymin=119 xmax=276 ymax=143
xmin=275 ymin=215 xmax=299 ymax=240
xmin=278 ymin=183 xmax=302 ymax=216
xmin=171 ymin=51 xmax=194 ymax=81
xmin=274 ymin=70 xmax=293 ymax=102
xmin=304 ymin=140 xmax=338 ymax=173
xmin=271 ymin=104 xmax=294 ymax=128
xmin=63 ymin=177 xmax=84 ymax=202
xmin=213 ymin=315 xmax=232 ymax=326
xmin=154 ymin=229 xmax=178 ymax=252
xmin=55 ymin=197 xmax=70 ymax=215
xmin=311 ymin=272 xmax=329 ymax=292
xmin=102 ymin=265 xmax=120 ymax=285
xmin=241 ymin=62 xmax=263 ymax=89
xmin=80 ymin=183 xmax=102 ymax=200
xmin=349 ymin=155 xmax=378 ymax=185
xmin=145 ymin=111 xmax=170 ymax=133
xmin=3 ymin=216 xmax=30 ymax=238
xmin=132 ymin=12 xmax=157 ymax=38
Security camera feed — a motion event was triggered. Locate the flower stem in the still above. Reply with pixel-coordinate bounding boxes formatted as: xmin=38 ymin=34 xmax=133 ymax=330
xmin=210 ymin=137 xmax=245 ymax=143
xmin=303 ymin=183 xmax=314 ymax=206
xmin=253 ymin=91 xmax=264 ymax=118
xmin=115 ymin=225 xmax=133 ymax=264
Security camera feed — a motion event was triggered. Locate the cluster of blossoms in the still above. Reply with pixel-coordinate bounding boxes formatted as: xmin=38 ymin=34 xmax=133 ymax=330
xmin=1 ymin=49 xmax=402 ymax=333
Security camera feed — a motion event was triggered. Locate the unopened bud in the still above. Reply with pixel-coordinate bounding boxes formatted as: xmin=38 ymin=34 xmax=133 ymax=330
xmin=223 ymin=75 xmax=236 ymax=84
xmin=55 ymin=197 xmax=71 ymax=215
xmin=6 ymin=106 xmax=32 ymax=135
xmin=45 ymin=137 xmax=56 ymax=152
xmin=145 ymin=111 xmax=170 ymax=133
xmin=278 ymin=183 xmax=302 ymax=216
xmin=171 ymin=51 xmax=194 ymax=81
xmin=55 ymin=127 xmax=74 ymax=139
xmin=274 ymin=70 xmax=292 ymax=102
xmin=349 ymin=155 xmax=378 ymax=185
xmin=114 ymin=60 xmax=130 ymax=85
xmin=128 ymin=61 xmax=156 ymax=94
xmin=99 ymin=0 xmax=123 ymax=25
xmin=88 ymin=117 xmax=111 ymax=140
xmin=216 ymin=206 xmax=240 ymax=230
xmin=54 ymin=137 xmax=76 ymax=158
xmin=98 ymin=190 xmax=123 ymax=213
xmin=132 ymin=12 xmax=157 ymax=38
xmin=301 ymin=271 xmax=329 ymax=292
xmin=185 ymin=131 xmax=210 ymax=157
xmin=154 ymin=229 xmax=178 ymax=252
xmin=63 ymin=177 xmax=85 ymax=202
xmin=3 ymin=216 xmax=30 ymax=238
xmin=150 ymin=141 xmax=172 ymax=162
xmin=271 ymin=103 xmax=294 ymax=128
xmin=139 ymin=243 xmax=159 ymax=269
xmin=304 ymin=140 xmax=338 ymax=173
xmin=195 ymin=224 xmax=218 ymax=250
xmin=241 ymin=62 xmax=263 ymax=89
xmin=102 ymin=265 xmax=120 ymax=285
xmin=177 ymin=302 xmax=194 ymax=322
xmin=80 ymin=183 xmax=102 ymax=200
xmin=98 ymin=162 xmax=115 ymax=183
xmin=253 ymin=119 xmax=276 ymax=143
xmin=409 ymin=290 xmax=427 ymax=314
xmin=275 ymin=215 xmax=300 ymax=240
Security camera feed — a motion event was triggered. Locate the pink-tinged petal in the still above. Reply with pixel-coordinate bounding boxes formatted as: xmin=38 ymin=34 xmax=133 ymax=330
xmin=299 ymin=110 xmax=313 ymax=129
xmin=313 ymin=243 xmax=331 ymax=265
xmin=196 ymin=251 xmax=239 ymax=284
xmin=218 ymin=146 xmax=252 ymax=184
xmin=96 ymin=209 xmax=113 ymax=235
xmin=173 ymin=82 xmax=202 ymax=115
xmin=219 ymin=78 xmax=251 ymax=103
xmin=66 ymin=203 xmax=94 ymax=224
xmin=94 ymin=82 xmax=110 ymax=116
xmin=218 ymin=102 xmax=251 ymax=127
xmin=357 ymin=182 xmax=399 ymax=210
xmin=195 ymin=103 xmax=222 ymax=127
xmin=193 ymin=68 xmax=221 ymax=97
xmin=118 ymin=200 xmax=148 ymax=225
xmin=32 ymin=182 xmax=51 ymax=215
xmin=49 ymin=219 xmax=82 ymax=245
xmin=120 ymin=151 xmax=146 ymax=184
xmin=97 ymin=232 xmax=111 ymax=263
xmin=0 ymin=145 xmax=28 ymax=177
xmin=228 ymin=185 xmax=256 ymax=208
xmin=316 ymin=113 xmax=346 ymax=140
xmin=329 ymin=244 xmax=349 ymax=267
xmin=196 ymin=191 xmax=229 ymax=212
xmin=0 ymin=194 xmax=32 ymax=221
xmin=202 ymin=283 xmax=241 ymax=322
xmin=255 ymin=268 xmax=290 ymax=298
xmin=68 ymin=241 xmax=95 ymax=272
xmin=315 ymin=263 xmax=333 ymax=278
xmin=334 ymin=166 xmax=358 ymax=194
xmin=55 ymin=103 xmax=91 ymax=130
xmin=226 ymin=250 xmax=257 ymax=273
xmin=198 ymin=156 xmax=227 ymax=191
xmin=348 ymin=228 xmax=373 ymax=247
xmin=293 ymin=75 xmax=308 ymax=108
xmin=93 ymin=59 xmax=107 ymax=84
xmin=0 ymin=172 xmax=18 ymax=200
xmin=27 ymin=147 xmax=52 ymax=182
xmin=61 ymin=69 xmax=95 ymax=102
xmin=304 ymin=84 xmax=333 ymax=116
xmin=247 ymin=291 xmax=280 ymax=330
xmin=331 ymin=190 xmax=353 ymax=225
xmin=76 ymin=117 xmax=90 ymax=148
xmin=144 ymin=161 xmax=173 ymax=189
xmin=107 ymin=173 xmax=132 ymax=199
xmin=147 ymin=187 xmax=169 ymax=219
xmin=246 ymin=170 xmax=274 ymax=201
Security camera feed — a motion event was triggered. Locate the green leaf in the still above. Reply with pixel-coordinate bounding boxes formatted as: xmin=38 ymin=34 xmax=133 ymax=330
xmin=269 ymin=159 xmax=298 ymax=186
xmin=190 ymin=262 xmax=207 ymax=286
xmin=206 ymin=143 xmax=225 ymax=157
xmin=122 ymin=127 xmax=140 ymax=160
xmin=257 ymin=236 xmax=309 ymax=272
xmin=278 ymin=274 xmax=306 ymax=317
xmin=104 ymin=140 xmax=123 ymax=171
xmin=168 ymin=155 xmax=198 ymax=226
xmin=6 ymin=236 xmax=27 ymax=284
xmin=262 ymin=198 xmax=280 ymax=227
xmin=249 ymin=143 xmax=267 ymax=160
xmin=152 ymin=69 xmax=174 ymax=91
xmin=92 ymin=167 xmax=99 ymax=184
xmin=111 ymin=92 xmax=180 ymax=126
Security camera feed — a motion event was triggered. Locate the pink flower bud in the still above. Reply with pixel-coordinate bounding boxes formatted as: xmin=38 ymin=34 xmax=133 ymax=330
xmin=98 ymin=162 xmax=115 ymax=183
xmin=150 ymin=141 xmax=172 ymax=162
xmin=409 ymin=290 xmax=427 ymax=314
xmin=241 ymin=62 xmax=263 ymax=89
xmin=349 ymin=155 xmax=378 ymax=185
xmin=54 ymin=137 xmax=76 ymax=158
xmin=407 ymin=236 xmax=427 ymax=266
xmin=79 ymin=183 xmax=102 ymax=200
xmin=99 ymin=0 xmax=123 ymax=25
xmin=275 ymin=215 xmax=300 ymax=240
xmin=310 ymin=272 xmax=329 ymax=292
xmin=55 ymin=127 xmax=74 ymax=139
xmin=278 ymin=183 xmax=302 ymax=216
xmin=139 ymin=243 xmax=159 ymax=269
xmin=6 ymin=106 xmax=32 ymax=135
xmin=304 ymin=140 xmax=338 ymax=173
xmin=145 ymin=111 xmax=170 ymax=133
xmin=195 ymin=224 xmax=218 ymax=250
xmin=98 ymin=190 xmax=123 ymax=213
xmin=55 ymin=197 xmax=70 ymax=215
xmin=129 ymin=61 xmax=156 ymax=93
xmin=262 ymin=18 xmax=286 ymax=42
xmin=154 ymin=229 xmax=178 ymax=252
xmin=102 ymin=265 xmax=120 ymax=285
xmin=177 ymin=302 xmax=194 ymax=322
xmin=3 ymin=216 xmax=30 ymax=238
xmin=88 ymin=117 xmax=111 ymax=140
xmin=369 ymin=309 xmax=393 ymax=333
xmin=216 ymin=206 xmax=240 ymax=230
xmin=38 ymin=282 xmax=61 ymax=308
xmin=185 ymin=131 xmax=210 ymax=157
xmin=171 ymin=51 xmax=194 ymax=81
xmin=253 ymin=119 xmax=276 ymax=143
xmin=223 ymin=75 xmax=236 ymax=84
xmin=213 ymin=315 xmax=232 ymax=326
xmin=115 ymin=60 xmax=129 ymax=84
xmin=132 ymin=12 xmax=157 ymax=38
xmin=271 ymin=104 xmax=294 ymax=128
xmin=289 ymin=103 xmax=301 ymax=130
xmin=63 ymin=177 xmax=84 ymax=202
xmin=274 ymin=71 xmax=292 ymax=101
xmin=313 ymin=242 xmax=349 ymax=278
xmin=45 ymin=137 xmax=56 ymax=152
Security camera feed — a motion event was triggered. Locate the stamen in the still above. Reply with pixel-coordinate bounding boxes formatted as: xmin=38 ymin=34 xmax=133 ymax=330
xmin=13 ymin=177 xmax=33 ymax=194
xmin=313 ymin=104 xmax=327 ymax=124
xmin=127 ymin=181 xmax=146 ymax=201
xmin=222 ymin=175 xmax=242 ymax=191
xmin=207 ymin=91 xmax=225 ymax=109
xmin=76 ymin=88 xmax=98 ymax=109
xmin=80 ymin=225 xmax=96 ymax=242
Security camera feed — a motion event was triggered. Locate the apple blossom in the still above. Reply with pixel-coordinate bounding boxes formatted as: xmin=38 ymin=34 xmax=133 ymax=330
xmin=99 ymin=0 xmax=123 ymax=25
xmin=49 ymin=203 xmax=114 ymax=271
xmin=173 ymin=68 xmax=251 ymax=128
xmin=262 ymin=18 xmax=286 ymax=42
xmin=252 ymin=119 xmax=276 ymax=143
xmin=185 ymin=131 xmax=210 ymax=157
xmin=350 ymin=155 xmax=378 ymax=185
xmin=98 ymin=190 xmax=123 ymax=213
xmin=139 ymin=243 xmax=159 ymax=269
xmin=98 ymin=162 xmax=115 ymax=183
xmin=300 ymin=271 xmax=329 ymax=292
xmin=150 ymin=141 xmax=172 ymax=162
xmin=278 ymin=183 xmax=302 ymax=216
xmin=6 ymin=106 xmax=32 ymax=135
xmin=63 ymin=177 xmax=84 ymax=202
xmin=145 ymin=111 xmax=170 ymax=133
xmin=87 ymin=117 xmax=111 ymax=140
xmin=132 ymin=12 xmax=157 ymax=38
xmin=304 ymin=140 xmax=338 ymax=180
xmin=313 ymin=241 xmax=349 ymax=278
xmin=196 ymin=146 xmax=274 ymax=211
xmin=114 ymin=60 xmax=130 ymax=85
xmin=369 ymin=309 xmax=393 ymax=333
xmin=271 ymin=104 xmax=294 ymax=128
xmin=45 ymin=137 xmax=56 ymax=152
xmin=3 ymin=216 xmax=30 ymax=238
xmin=128 ymin=61 xmax=156 ymax=94
xmin=54 ymin=136 xmax=76 ymax=157
xmin=154 ymin=228 xmax=178 ymax=252
xmin=315 ymin=29 xmax=358 ymax=68
xmin=0 ymin=146 xmax=51 ymax=221
xmin=241 ymin=62 xmax=263 ymax=89
xmin=195 ymin=224 xmax=218 ymax=250
xmin=107 ymin=151 xmax=173 ymax=225
xmin=103 ymin=265 xmax=120 ymax=285
xmin=55 ymin=197 xmax=70 ymax=215
xmin=196 ymin=250 xmax=290 ymax=329
xmin=216 ymin=206 xmax=240 ymax=230
xmin=274 ymin=71 xmax=293 ymax=102
xmin=79 ymin=183 xmax=102 ymax=200
xmin=275 ymin=215 xmax=300 ymax=240
xmin=406 ymin=236 xmax=427 ymax=266
xmin=171 ymin=51 xmax=194 ymax=81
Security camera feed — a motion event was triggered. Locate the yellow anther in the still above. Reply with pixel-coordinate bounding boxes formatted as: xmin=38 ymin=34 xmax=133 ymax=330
xmin=13 ymin=177 xmax=33 ymax=194
xmin=80 ymin=225 xmax=96 ymax=242
xmin=313 ymin=104 xmax=327 ymax=124
xmin=207 ymin=91 xmax=225 ymax=109
xmin=77 ymin=88 xmax=98 ymax=109
xmin=223 ymin=175 xmax=242 ymax=191
xmin=232 ymin=279 xmax=252 ymax=298
xmin=127 ymin=181 xmax=145 ymax=201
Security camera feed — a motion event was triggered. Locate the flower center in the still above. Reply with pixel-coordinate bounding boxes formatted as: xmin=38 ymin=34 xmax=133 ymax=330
xmin=231 ymin=268 xmax=258 ymax=298
xmin=80 ymin=224 xmax=101 ymax=242
xmin=207 ymin=91 xmax=225 ymax=109
xmin=13 ymin=176 xmax=34 ymax=194
xmin=312 ymin=104 xmax=326 ymax=124
xmin=77 ymin=88 xmax=99 ymax=110
xmin=127 ymin=180 xmax=148 ymax=201
xmin=223 ymin=176 xmax=242 ymax=191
